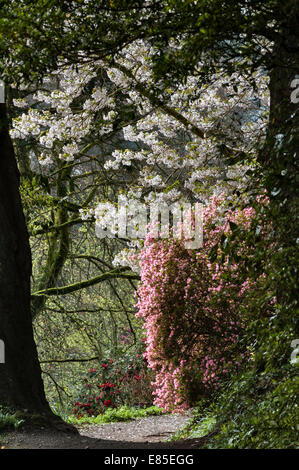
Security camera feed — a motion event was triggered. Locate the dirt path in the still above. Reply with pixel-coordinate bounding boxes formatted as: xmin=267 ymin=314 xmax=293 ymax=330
xmin=1 ymin=411 xmax=205 ymax=449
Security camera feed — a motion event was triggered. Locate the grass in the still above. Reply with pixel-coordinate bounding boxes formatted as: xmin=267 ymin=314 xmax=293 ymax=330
xmin=0 ymin=407 xmax=24 ymax=447
xmin=169 ymin=408 xmax=216 ymax=442
xmin=64 ymin=405 xmax=166 ymax=426
xmin=0 ymin=408 xmax=24 ymax=431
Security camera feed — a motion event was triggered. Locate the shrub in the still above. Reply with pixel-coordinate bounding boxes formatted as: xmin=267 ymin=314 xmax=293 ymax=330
xmin=73 ymin=340 xmax=155 ymax=418
xmin=201 ymin=365 xmax=298 ymax=449
xmin=136 ymin=195 xmax=271 ymax=412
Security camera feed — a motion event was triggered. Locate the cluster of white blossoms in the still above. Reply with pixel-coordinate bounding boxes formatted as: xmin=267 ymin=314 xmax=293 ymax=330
xmin=13 ymin=98 xmax=30 ymax=108
xmin=78 ymin=208 xmax=95 ymax=221
xmin=10 ymin=63 xmax=115 ymax=166
xmin=104 ymin=43 xmax=269 ymax=200
xmin=10 ymin=40 xmax=269 ymax=269
xmin=59 ymin=143 xmax=80 ymax=162
xmin=10 ymin=108 xmax=47 ymax=139
xmin=112 ymin=248 xmax=141 ymax=273
xmin=104 ymin=149 xmax=142 ymax=170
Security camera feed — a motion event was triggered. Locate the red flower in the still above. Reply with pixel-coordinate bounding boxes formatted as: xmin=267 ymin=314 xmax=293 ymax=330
xmin=104 ymin=400 xmax=111 ymax=406
xmin=99 ymin=381 xmax=115 ymax=389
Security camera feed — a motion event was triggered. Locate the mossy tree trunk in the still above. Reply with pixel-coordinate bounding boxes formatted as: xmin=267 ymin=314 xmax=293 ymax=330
xmin=0 ymin=103 xmax=75 ymax=429
xmin=31 ymin=163 xmax=71 ymax=320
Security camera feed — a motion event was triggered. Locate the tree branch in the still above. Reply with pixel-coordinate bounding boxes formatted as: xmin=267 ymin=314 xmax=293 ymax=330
xmin=31 ymin=267 xmax=140 ymax=297
xmin=40 ymin=356 xmax=99 ymax=364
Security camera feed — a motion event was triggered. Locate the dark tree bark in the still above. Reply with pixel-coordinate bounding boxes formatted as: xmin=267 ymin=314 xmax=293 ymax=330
xmin=263 ymin=8 xmax=299 ymax=161
xmin=0 ymin=103 xmax=76 ymax=430
xmin=260 ymin=8 xmax=299 ymax=307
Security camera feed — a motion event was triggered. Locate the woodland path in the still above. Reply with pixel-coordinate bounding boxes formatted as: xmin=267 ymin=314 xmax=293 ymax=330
xmin=1 ymin=410 xmax=207 ymax=449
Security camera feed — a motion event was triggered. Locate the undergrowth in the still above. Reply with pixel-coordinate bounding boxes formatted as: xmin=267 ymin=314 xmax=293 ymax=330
xmin=170 ymin=364 xmax=298 ymax=449
xmin=64 ymin=405 xmax=165 ymax=425
xmin=0 ymin=407 xmax=24 ymax=432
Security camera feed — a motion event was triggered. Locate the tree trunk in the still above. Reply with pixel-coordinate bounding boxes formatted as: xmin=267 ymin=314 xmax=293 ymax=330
xmin=0 ymin=103 xmax=75 ymax=430
xmin=260 ymin=7 xmax=299 ymax=307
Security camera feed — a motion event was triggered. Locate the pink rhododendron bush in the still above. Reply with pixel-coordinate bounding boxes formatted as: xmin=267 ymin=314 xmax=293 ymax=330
xmin=136 ymin=195 xmax=260 ymax=413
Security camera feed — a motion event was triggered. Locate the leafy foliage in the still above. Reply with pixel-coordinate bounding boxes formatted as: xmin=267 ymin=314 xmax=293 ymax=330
xmin=67 ymin=405 xmax=164 ymax=426
xmin=0 ymin=407 xmax=24 ymax=431
xmin=177 ymin=364 xmax=298 ymax=449
xmin=72 ymin=340 xmax=154 ymax=418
